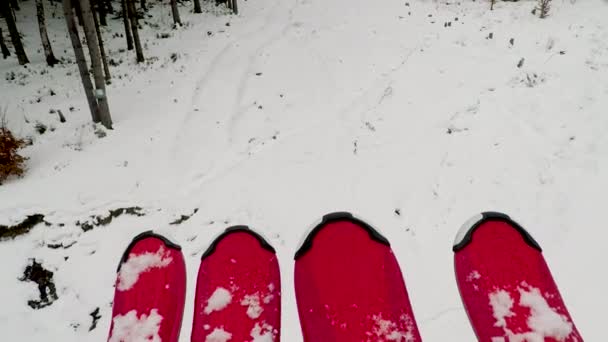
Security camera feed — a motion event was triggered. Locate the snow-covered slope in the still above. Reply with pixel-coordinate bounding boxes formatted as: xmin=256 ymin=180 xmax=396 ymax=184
xmin=1 ymin=0 xmax=606 ymax=340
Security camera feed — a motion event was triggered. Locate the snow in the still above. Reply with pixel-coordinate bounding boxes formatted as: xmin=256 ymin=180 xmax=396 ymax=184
xmin=489 ymin=290 xmax=514 ymax=328
xmin=117 ymin=246 xmax=172 ymax=291
xmin=204 ymin=287 xmax=232 ymax=314
xmin=250 ymin=322 xmax=275 ymax=342
xmin=518 ymin=287 xmax=573 ymax=340
xmin=489 ymin=286 xmax=574 ymax=341
xmin=1 ymin=0 xmax=607 ymax=340
xmin=108 ymin=309 xmax=163 ymax=342
xmin=205 ymin=328 xmax=232 ymax=342
xmin=241 ymin=293 xmax=263 ymax=319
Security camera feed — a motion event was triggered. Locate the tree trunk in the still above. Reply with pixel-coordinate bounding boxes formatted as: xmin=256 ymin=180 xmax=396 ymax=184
xmin=0 ymin=28 xmax=10 ymax=59
xmin=36 ymin=0 xmax=59 ymax=67
xmin=79 ymin=0 xmax=112 ymax=129
xmin=127 ymin=0 xmax=144 ymax=63
xmin=193 ymin=0 xmax=202 ymax=14
xmin=105 ymin=0 xmax=114 ymax=14
xmin=140 ymin=0 xmax=146 ymax=11
xmin=90 ymin=0 xmax=110 ymax=83
xmin=231 ymin=0 xmax=238 ymax=15
xmin=73 ymin=0 xmax=85 ymax=26
xmin=121 ymin=0 xmax=133 ymax=50
xmin=97 ymin=0 xmax=107 ymax=26
xmin=63 ymin=0 xmax=100 ymax=123
xmin=170 ymin=0 xmax=181 ymax=26
xmin=10 ymin=0 xmax=20 ymax=11
xmin=1 ymin=1 xmax=29 ymax=65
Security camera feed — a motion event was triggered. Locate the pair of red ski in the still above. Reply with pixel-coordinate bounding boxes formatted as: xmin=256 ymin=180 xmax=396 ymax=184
xmin=107 ymin=212 xmax=583 ymax=341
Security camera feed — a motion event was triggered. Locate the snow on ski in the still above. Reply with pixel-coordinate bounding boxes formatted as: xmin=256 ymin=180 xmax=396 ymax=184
xmin=191 ymin=226 xmax=281 ymax=342
xmin=294 ymin=212 xmax=421 ymax=342
xmin=108 ymin=231 xmax=187 ymax=342
xmin=453 ymin=212 xmax=583 ymax=342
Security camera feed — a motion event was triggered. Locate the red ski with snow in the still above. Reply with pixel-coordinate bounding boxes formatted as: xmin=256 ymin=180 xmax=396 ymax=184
xmin=108 ymin=231 xmax=186 ymax=342
xmin=294 ymin=212 xmax=422 ymax=342
xmin=191 ymin=226 xmax=281 ymax=342
xmin=453 ymin=212 xmax=583 ymax=342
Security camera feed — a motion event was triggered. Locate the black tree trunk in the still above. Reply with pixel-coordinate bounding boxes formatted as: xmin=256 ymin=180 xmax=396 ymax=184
xmin=170 ymin=0 xmax=181 ymax=26
xmin=80 ymin=0 xmax=113 ymax=129
xmin=193 ymin=0 xmax=202 ymax=14
xmin=127 ymin=0 xmax=144 ymax=62
xmin=1 ymin=1 xmax=29 ymax=65
xmin=0 ymin=28 xmax=10 ymax=59
xmin=63 ymin=0 xmax=100 ymax=123
xmin=121 ymin=0 xmax=133 ymax=50
xmin=36 ymin=0 xmax=60 ymax=66
xmin=90 ymin=0 xmax=111 ymax=83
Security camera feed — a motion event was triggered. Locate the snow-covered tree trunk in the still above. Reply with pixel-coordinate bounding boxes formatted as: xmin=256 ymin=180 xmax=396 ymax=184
xmin=0 ymin=28 xmax=10 ymax=59
xmin=193 ymin=0 xmax=202 ymax=14
xmin=79 ymin=0 xmax=113 ymax=129
xmin=127 ymin=0 xmax=144 ymax=63
xmin=36 ymin=0 xmax=59 ymax=67
xmin=63 ymin=0 xmax=100 ymax=123
xmin=121 ymin=0 xmax=133 ymax=50
xmin=90 ymin=0 xmax=111 ymax=83
xmin=170 ymin=0 xmax=181 ymax=26
xmin=1 ymin=1 xmax=29 ymax=65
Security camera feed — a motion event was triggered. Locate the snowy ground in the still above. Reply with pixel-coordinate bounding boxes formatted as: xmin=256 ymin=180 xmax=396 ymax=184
xmin=1 ymin=0 xmax=607 ymax=340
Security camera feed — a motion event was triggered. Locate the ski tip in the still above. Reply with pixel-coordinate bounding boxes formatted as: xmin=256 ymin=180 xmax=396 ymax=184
xmin=200 ymin=225 xmax=276 ymax=261
xmin=294 ymin=211 xmax=390 ymax=260
xmin=117 ymin=230 xmax=182 ymax=272
xmin=452 ymin=212 xmax=542 ymax=252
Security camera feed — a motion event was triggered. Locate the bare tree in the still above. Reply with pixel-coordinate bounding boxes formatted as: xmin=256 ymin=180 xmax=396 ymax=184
xmin=73 ymin=0 xmax=84 ymax=26
xmin=97 ymin=0 xmax=107 ymax=26
xmin=193 ymin=0 xmax=202 ymax=14
xmin=231 ymin=0 xmax=238 ymax=15
xmin=80 ymin=0 xmax=112 ymax=128
xmin=90 ymin=0 xmax=111 ymax=83
xmin=1 ymin=1 xmax=29 ymax=65
xmin=63 ymin=0 xmax=100 ymax=123
xmin=121 ymin=0 xmax=133 ymax=50
xmin=0 ymin=28 xmax=10 ymax=59
xmin=170 ymin=0 xmax=181 ymax=26
xmin=127 ymin=0 xmax=144 ymax=62
xmin=537 ymin=0 xmax=551 ymax=18
xmin=36 ymin=0 xmax=59 ymax=66
xmin=10 ymin=0 xmax=20 ymax=11
xmin=105 ymin=0 xmax=114 ymax=14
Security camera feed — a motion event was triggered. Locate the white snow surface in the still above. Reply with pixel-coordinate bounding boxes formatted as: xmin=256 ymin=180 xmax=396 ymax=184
xmin=205 ymin=328 xmax=232 ymax=342
xmin=117 ymin=246 xmax=173 ymax=291
xmin=108 ymin=309 xmax=163 ymax=342
xmin=1 ymin=0 xmax=607 ymax=340
xmin=489 ymin=286 xmax=574 ymax=341
xmin=205 ymin=287 xmax=233 ymax=314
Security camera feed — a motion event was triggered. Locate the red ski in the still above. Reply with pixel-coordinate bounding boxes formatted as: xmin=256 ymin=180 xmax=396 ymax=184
xmin=108 ymin=231 xmax=186 ymax=342
xmin=294 ymin=212 xmax=422 ymax=342
xmin=453 ymin=212 xmax=583 ymax=342
xmin=191 ymin=226 xmax=281 ymax=342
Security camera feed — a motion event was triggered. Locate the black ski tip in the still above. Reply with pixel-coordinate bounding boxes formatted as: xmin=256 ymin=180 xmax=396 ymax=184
xmin=117 ymin=230 xmax=182 ymax=272
xmin=294 ymin=211 xmax=390 ymax=261
xmin=452 ymin=211 xmax=542 ymax=253
xmin=200 ymin=225 xmax=276 ymax=261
